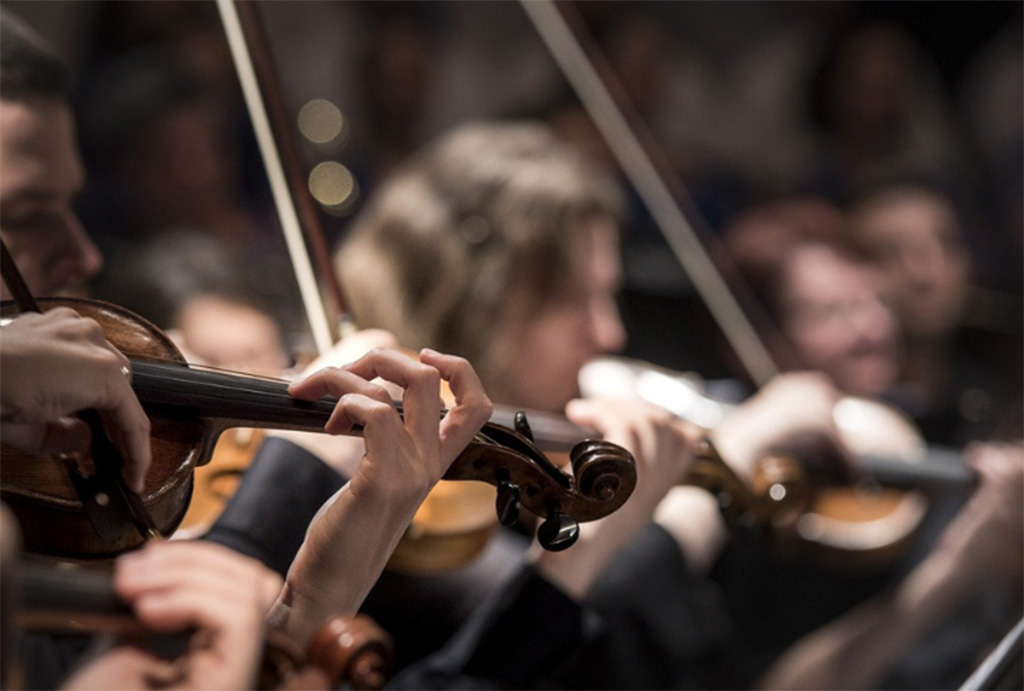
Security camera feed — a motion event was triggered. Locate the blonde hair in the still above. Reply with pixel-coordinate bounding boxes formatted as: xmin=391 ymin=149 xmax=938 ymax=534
xmin=337 ymin=121 xmax=623 ymax=391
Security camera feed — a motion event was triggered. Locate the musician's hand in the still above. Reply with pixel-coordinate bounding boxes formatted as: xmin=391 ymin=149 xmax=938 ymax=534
xmin=713 ymin=372 xmax=854 ymax=481
xmin=288 ymin=347 xmax=492 ymax=499
xmin=0 ymin=309 xmax=151 ymax=491
xmin=533 ymin=396 xmax=698 ymax=599
xmin=61 ymin=541 xmax=282 ymax=691
xmin=273 ymin=329 xmax=400 ymax=478
xmin=934 ymin=441 xmax=1023 ymax=595
xmin=273 ymin=348 xmax=492 ymax=645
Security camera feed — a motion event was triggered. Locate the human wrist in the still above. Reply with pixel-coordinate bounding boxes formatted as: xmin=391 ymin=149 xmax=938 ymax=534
xmin=654 ymin=486 xmax=726 ymax=575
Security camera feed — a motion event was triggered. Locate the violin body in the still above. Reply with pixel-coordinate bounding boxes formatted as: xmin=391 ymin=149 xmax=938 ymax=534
xmin=176 ymin=427 xmax=265 ymax=539
xmin=1 ymin=298 xmax=201 ymax=558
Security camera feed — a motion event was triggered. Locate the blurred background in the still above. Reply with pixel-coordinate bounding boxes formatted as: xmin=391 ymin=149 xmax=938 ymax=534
xmin=4 ymin=0 xmax=1020 ymax=385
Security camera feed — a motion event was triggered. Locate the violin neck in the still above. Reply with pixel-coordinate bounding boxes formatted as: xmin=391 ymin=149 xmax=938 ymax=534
xmin=130 ymin=360 xmax=337 ymax=433
xmin=489 ymin=405 xmax=591 ymax=452
xmin=17 ymin=561 xmax=131 ymax=633
xmin=860 ymin=448 xmax=977 ymax=490
xmin=131 ymin=360 xmax=597 ymax=449
xmin=16 ymin=561 xmax=190 ymax=645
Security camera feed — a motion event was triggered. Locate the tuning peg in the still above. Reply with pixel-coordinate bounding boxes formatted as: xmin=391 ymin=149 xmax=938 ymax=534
xmin=495 ymin=479 xmax=521 ymax=527
xmin=537 ymin=510 xmax=579 ymax=551
xmin=514 ymin=411 xmax=534 ymax=442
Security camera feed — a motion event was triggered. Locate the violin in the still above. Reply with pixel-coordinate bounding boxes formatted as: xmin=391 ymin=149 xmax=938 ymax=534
xmin=580 ymin=356 xmax=977 ymax=572
xmin=11 ymin=558 xmax=393 ymax=690
xmin=175 ymin=427 xmax=266 ymax=538
xmin=0 ymin=297 xmax=637 ymax=561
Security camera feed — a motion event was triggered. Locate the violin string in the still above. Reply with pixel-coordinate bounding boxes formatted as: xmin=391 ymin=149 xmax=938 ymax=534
xmin=134 ymin=361 xmax=309 ymax=407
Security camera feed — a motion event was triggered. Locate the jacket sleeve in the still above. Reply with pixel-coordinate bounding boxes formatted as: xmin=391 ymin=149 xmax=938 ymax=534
xmin=202 ymin=436 xmax=346 ymax=576
xmin=387 ymin=564 xmax=587 ymax=689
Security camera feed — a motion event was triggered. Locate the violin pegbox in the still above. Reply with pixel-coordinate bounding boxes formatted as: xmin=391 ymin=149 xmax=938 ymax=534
xmin=444 ymin=411 xmax=637 ymax=552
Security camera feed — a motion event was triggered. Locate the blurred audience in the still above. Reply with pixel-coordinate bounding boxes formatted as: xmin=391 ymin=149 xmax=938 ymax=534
xmin=805 ymin=22 xmax=970 ymax=205
xmin=722 ymin=198 xmax=900 ymax=400
xmin=958 ymin=15 xmax=1024 ymax=284
xmin=848 ymin=181 xmax=1019 ymax=445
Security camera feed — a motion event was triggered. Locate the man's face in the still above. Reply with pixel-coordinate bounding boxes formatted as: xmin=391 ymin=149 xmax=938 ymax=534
xmin=781 ymin=244 xmax=900 ymax=397
xmin=0 ymin=97 xmax=101 ymax=299
xmin=852 ymin=191 xmax=970 ymax=338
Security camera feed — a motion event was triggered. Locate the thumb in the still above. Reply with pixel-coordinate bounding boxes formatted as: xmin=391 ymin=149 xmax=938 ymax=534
xmin=1 ymin=417 xmax=92 ymax=457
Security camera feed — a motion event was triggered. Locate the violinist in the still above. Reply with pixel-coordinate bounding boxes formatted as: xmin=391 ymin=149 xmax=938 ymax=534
xmin=0 ymin=13 xmax=283 ymax=688
xmin=719 ymin=197 xmax=901 ymax=401
xmin=202 ymin=120 xmax=696 ymax=664
xmin=0 ymin=15 xmax=102 ymax=303
xmin=0 ymin=12 xmax=497 ymax=689
xmin=719 ymin=196 xmax=1023 ymax=688
xmin=722 ymin=190 xmax=1021 ymax=445
xmin=762 ymin=440 xmax=1022 ymax=689
xmin=0 ymin=8 xmax=152 ymax=496
xmin=0 ymin=309 xmax=283 ymax=691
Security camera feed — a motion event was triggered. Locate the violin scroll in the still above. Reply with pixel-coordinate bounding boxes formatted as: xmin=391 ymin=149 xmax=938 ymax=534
xmin=305 ymin=615 xmax=393 ymax=690
xmin=570 ymin=439 xmax=635 ymax=503
xmin=528 ymin=438 xmax=638 ymax=551
xmin=445 ymin=415 xmax=637 ymax=544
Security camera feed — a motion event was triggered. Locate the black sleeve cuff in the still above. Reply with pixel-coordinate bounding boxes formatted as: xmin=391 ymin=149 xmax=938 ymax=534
xmin=202 ymin=436 xmax=346 ymax=576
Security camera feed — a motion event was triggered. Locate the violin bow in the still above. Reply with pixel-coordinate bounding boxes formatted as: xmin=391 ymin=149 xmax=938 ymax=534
xmin=0 ymin=239 xmax=160 ymax=544
xmin=216 ymin=0 xmax=347 ymax=355
xmin=958 ymin=616 xmax=1024 ymax=691
xmin=520 ymin=0 xmax=780 ymax=387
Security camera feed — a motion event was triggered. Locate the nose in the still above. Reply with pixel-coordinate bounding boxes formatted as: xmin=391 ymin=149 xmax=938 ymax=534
xmin=848 ymin=297 xmax=895 ymax=347
xmin=590 ymin=294 xmax=627 ymax=354
xmin=51 ymin=214 xmax=103 ymax=292
xmin=72 ymin=221 xmax=104 ymax=279
xmin=897 ymin=241 xmax=944 ymax=288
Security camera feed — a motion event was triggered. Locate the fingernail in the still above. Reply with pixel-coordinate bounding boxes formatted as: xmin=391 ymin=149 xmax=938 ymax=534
xmin=420 ymin=347 xmax=439 ymax=357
